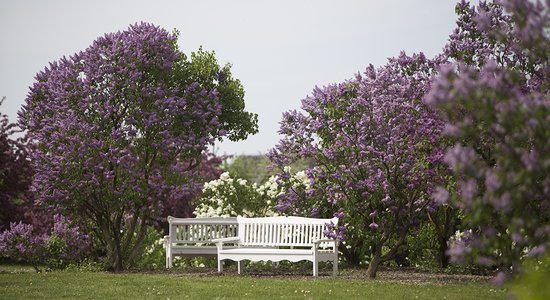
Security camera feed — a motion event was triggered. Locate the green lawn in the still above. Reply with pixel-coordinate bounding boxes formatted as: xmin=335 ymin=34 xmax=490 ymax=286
xmin=0 ymin=265 xmax=507 ymax=299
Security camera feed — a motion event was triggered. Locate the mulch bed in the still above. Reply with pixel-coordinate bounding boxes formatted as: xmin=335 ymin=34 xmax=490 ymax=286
xmin=157 ymin=265 xmax=492 ymax=284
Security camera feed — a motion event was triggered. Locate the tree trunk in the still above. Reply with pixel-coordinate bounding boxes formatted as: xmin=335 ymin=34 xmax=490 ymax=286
xmin=366 ymin=249 xmax=382 ymax=279
xmin=99 ymin=218 xmax=119 ymax=272
xmin=428 ymin=207 xmax=456 ymax=270
xmin=101 ymin=216 xmax=125 ymax=272
xmin=101 ymin=212 xmax=151 ymax=271
xmin=125 ymin=217 xmax=149 ymax=269
xmin=106 ymin=237 xmax=123 ymax=272
xmin=437 ymin=236 xmax=450 ymax=269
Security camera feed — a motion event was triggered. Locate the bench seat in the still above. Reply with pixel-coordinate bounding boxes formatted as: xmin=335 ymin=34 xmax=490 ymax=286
xmin=169 ymin=245 xmax=220 ymax=257
xmin=219 ymin=247 xmax=336 ymax=262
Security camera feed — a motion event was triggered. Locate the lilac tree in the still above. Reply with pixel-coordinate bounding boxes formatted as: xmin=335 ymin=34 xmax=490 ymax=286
xmin=269 ymin=52 xmax=446 ymax=278
xmin=0 ymin=97 xmax=33 ymax=231
xmin=426 ymin=0 xmax=550 ymax=282
xmin=20 ymin=23 xmax=257 ymax=271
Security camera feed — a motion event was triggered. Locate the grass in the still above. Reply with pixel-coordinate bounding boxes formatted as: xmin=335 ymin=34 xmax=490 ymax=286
xmin=0 ymin=264 xmax=507 ymax=299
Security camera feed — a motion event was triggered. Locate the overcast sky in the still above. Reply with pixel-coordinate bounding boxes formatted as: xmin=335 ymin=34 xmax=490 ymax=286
xmin=1 ymin=0 xmax=460 ymax=155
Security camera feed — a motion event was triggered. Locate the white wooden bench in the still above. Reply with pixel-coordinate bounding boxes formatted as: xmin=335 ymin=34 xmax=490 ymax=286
xmin=214 ymin=216 xmax=339 ymax=276
xmin=164 ymin=216 xmax=238 ymax=268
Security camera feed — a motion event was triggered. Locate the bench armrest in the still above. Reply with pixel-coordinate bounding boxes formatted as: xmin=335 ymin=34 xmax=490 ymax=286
xmin=313 ymin=239 xmax=339 ymax=249
xmin=213 ymin=237 xmax=241 ymax=250
xmin=212 ymin=237 xmax=241 ymax=244
xmin=313 ymin=239 xmax=338 ymax=244
xmin=212 ymin=236 xmax=241 ymax=249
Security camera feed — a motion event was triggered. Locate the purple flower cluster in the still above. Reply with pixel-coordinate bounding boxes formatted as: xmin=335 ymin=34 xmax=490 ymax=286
xmin=427 ymin=0 xmax=550 ymax=279
xmin=0 ymin=215 xmax=91 ymax=271
xmin=49 ymin=214 xmax=91 ymax=262
xmin=0 ymin=222 xmax=46 ymax=266
xmin=323 ymin=221 xmax=347 ymax=241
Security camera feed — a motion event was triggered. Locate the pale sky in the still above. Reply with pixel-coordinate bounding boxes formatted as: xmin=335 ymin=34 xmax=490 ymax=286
xmin=0 ymin=0 xmax=459 ymax=155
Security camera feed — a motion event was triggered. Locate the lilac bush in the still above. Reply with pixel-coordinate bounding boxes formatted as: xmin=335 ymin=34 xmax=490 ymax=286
xmin=44 ymin=214 xmax=91 ymax=268
xmin=0 ymin=215 xmax=91 ymax=271
xmin=0 ymin=97 xmax=34 ymax=231
xmin=0 ymin=222 xmax=46 ymax=271
xmin=269 ymin=52 xmax=447 ymax=278
xmin=19 ymin=23 xmax=257 ymax=271
xmin=426 ymin=0 xmax=550 ymax=282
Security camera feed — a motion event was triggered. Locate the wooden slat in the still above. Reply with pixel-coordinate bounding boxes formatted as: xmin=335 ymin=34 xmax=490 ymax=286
xmin=265 ymin=223 xmax=274 ymax=246
xmin=275 ymin=223 xmax=280 ymax=245
xmin=291 ymin=224 xmax=296 ymax=245
xmin=235 ymin=217 xmax=338 ymax=247
xmin=256 ymin=223 xmax=260 ymax=245
xmin=308 ymin=224 xmax=311 ymax=245
xmin=260 ymin=223 xmax=264 ymax=245
xmin=302 ymin=224 xmax=307 ymax=245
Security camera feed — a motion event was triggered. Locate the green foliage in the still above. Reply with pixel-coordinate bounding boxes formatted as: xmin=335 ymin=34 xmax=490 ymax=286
xmin=134 ymin=226 xmax=165 ymax=270
xmin=224 ymin=155 xmax=273 ymax=183
xmin=509 ymin=254 xmax=550 ymax=300
xmin=223 ymin=155 xmax=313 ymax=184
xmin=406 ymin=223 xmax=439 ymax=269
xmin=43 ymin=234 xmax=67 ymax=270
xmin=175 ymin=45 xmax=259 ymax=142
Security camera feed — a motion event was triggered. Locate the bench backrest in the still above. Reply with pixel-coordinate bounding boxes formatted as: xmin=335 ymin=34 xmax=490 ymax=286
xmin=168 ymin=216 xmax=238 ymax=244
xmin=236 ymin=216 xmax=338 ymax=247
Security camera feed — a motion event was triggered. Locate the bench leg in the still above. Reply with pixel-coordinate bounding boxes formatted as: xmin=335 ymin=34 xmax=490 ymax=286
xmin=313 ymin=260 xmax=319 ymax=277
xmin=166 ymin=255 xmax=172 ymax=269
xmin=333 ymin=250 xmax=338 ymax=276
xmin=218 ymin=259 xmax=223 ymax=273
xmin=237 ymin=261 xmax=242 ymax=274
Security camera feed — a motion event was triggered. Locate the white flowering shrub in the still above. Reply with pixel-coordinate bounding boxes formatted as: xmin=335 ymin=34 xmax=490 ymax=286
xmin=194 ymin=169 xmax=313 ymax=218
xmin=194 ymin=172 xmax=277 ymax=217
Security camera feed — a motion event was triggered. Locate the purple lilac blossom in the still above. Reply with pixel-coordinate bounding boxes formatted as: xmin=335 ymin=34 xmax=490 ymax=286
xmin=427 ymin=0 xmax=550 ymax=282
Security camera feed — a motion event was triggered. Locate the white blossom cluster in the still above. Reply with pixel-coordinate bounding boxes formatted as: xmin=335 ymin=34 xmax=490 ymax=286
xmin=255 ymin=175 xmax=283 ymax=199
xmin=194 ymin=168 xmax=312 ymax=218
xmin=194 ymin=172 xmax=241 ymax=217
xmin=449 ymin=229 xmax=473 ymax=244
